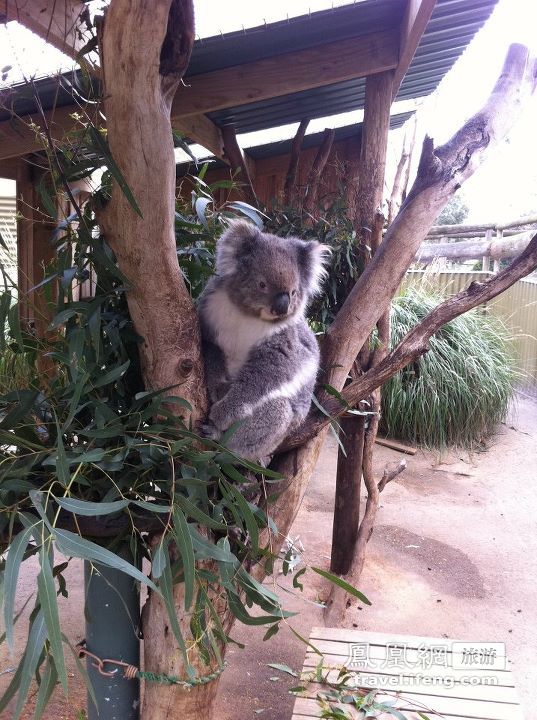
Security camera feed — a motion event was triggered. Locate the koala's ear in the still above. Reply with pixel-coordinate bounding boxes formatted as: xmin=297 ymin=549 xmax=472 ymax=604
xmin=216 ymin=220 xmax=259 ymax=275
xmin=299 ymin=240 xmax=331 ymax=295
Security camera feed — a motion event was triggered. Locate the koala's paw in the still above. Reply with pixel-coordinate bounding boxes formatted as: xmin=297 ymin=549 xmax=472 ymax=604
xmin=208 ymin=399 xmax=233 ymax=431
xmin=200 ymin=420 xmax=221 ymax=442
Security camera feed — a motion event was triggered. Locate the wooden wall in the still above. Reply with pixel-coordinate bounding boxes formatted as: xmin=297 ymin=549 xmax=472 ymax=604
xmin=177 ymin=134 xmax=361 ymax=209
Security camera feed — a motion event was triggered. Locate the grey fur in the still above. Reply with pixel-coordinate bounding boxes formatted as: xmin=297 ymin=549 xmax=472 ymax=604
xmin=198 ymin=220 xmax=329 ymax=460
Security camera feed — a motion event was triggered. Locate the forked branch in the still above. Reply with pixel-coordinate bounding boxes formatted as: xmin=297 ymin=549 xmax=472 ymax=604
xmin=322 ymin=44 xmax=537 ymax=393
xmin=281 ymin=230 xmax=537 ymax=451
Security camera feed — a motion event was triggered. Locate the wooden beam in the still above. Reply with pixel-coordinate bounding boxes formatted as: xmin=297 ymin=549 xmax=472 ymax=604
xmin=172 ymin=114 xmax=225 ymax=160
xmin=0 ymin=105 xmax=226 ymax=163
xmin=4 ymin=0 xmax=92 ymax=58
xmin=393 ymin=0 xmax=437 ymax=97
xmin=0 ymin=106 xmax=82 ymax=160
xmin=173 ymin=29 xmax=399 ymax=118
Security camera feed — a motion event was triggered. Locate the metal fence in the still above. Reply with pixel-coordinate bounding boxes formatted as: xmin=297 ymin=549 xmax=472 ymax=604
xmin=405 ymin=271 xmax=537 ymax=390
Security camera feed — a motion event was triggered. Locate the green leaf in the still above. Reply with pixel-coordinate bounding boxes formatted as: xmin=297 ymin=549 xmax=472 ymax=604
xmin=176 ymin=495 xmax=228 ymax=530
xmin=33 ymin=654 xmax=58 ymax=720
xmin=172 ymin=506 xmax=195 ymax=610
xmin=221 ymin=479 xmax=259 ymax=552
xmin=63 ymin=635 xmax=98 ymax=711
xmin=91 ymin=360 xmax=130 ymax=388
xmin=228 ymin=201 xmax=267 ymax=228
xmin=88 ymin=127 xmax=143 ymax=217
xmin=194 ymin=197 xmax=211 ymax=229
xmin=310 ymin=567 xmax=371 ymax=605
xmin=4 ymin=525 xmax=36 ymax=649
xmin=7 ymin=302 xmax=24 ymax=350
xmin=54 ymin=421 xmax=71 ymax=487
xmin=37 ymin=547 xmax=68 ymax=693
xmin=53 ymin=529 xmax=158 ymax=593
xmin=226 ymin=592 xmax=283 ymax=626
xmin=267 ymin=663 xmax=297 ymax=677
xmin=0 ymin=649 xmax=25 ymax=714
xmin=189 ymin=526 xmax=236 ymax=563
xmin=263 ymin=624 xmax=279 ymax=641
xmin=291 ymin=566 xmax=307 ymax=592
xmin=13 ymin=611 xmax=47 ymax=720
xmin=55 ymin=498 xmax=129 ymax=516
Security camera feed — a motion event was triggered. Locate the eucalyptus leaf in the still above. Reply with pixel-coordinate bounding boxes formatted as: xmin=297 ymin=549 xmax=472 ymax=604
xmin=37 ymin=546 xmax=68 ymax=692
xmin=53 ymin=529 xmax=158 ymax=593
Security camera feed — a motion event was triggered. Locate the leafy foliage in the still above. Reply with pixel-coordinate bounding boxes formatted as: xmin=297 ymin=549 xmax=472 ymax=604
xmin=0 ymin=155 xmax=294 ymax=717
xmin=381 ymin=285 xmax=517 ymax=448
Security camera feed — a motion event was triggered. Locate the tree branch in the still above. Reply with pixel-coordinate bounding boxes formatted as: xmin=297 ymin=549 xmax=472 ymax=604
xmin=284 ymin=118 xmax=309 ymax=205
xmin=303 ymin=127 xmax=335 ymax=213
xmin=322 ymin=44 xmax=537 ymax=394
xmin=222 ymin=125 xmax=258 ymax=207
xmin=281 ymin=230 xmax=537 ymax=451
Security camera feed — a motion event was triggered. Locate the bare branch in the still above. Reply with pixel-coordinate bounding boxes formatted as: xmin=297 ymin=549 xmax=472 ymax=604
xmin=303 ymin=127 xmax=335 ymax=213
xmin=284 ymin=118 xmax=310 ymax=205
xmin=222 ymin=125 xmax=258 ymax=208
xmin=322 ymin=44 xmax=537 ymax=393
xmin=281 ymin=231 xmax=537 ymax=451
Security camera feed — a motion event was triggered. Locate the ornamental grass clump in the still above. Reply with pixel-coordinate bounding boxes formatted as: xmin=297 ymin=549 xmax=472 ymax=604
xmin=381 ymin=285 xmax=517 ymax=449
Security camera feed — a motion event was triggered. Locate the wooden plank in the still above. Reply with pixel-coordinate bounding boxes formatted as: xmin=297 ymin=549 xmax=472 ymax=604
xmin=309 ymin=627 xmax=504 ymax=649
xmin=393 ymin=0 xmax=437 ymax=98
xmin=5 ymin=0 xmax=91 ymax=59
xmin=172 ymin=29 xmax=399 ymax=118
xmin=304 ymin=639 xmax=509 ymax=671
xmin=294 ymin=693 xmax=523 ymax=720
xmin=306 ymin=669 xmax=519 ymax=703
xmin=303 ymin=655 xmax=514 ymax=686
xmin=294 ymin=627 xmax=523 ymax=720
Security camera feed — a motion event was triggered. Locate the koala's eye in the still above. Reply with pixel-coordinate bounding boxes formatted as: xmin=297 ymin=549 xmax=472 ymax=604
xmin=291 ymin=289 xmax=297 ymax=296
xmin=259 ymin=281 xmax=266 ymax=290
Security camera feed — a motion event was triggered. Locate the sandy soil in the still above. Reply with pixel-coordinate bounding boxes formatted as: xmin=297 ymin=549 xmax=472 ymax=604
xmin=2 ymin=394 xmax=536 ymax=719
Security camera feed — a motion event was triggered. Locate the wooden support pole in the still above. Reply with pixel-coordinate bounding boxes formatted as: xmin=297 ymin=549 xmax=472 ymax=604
xmin=330 ymin=71 xmax=394 ymax=577
xmin=330 ymin=415 xmax=366 ymax=575
xmin=16 ymin=160 xmax=56 ymax=335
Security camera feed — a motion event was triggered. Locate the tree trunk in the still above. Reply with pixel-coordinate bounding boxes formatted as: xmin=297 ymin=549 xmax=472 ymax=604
xmin=98 ymin=0 xmax=203 ymax=415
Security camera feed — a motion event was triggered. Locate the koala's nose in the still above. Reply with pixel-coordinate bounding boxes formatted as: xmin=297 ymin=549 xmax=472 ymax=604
xmin=271 ymin=292 xmax=290 ymax=316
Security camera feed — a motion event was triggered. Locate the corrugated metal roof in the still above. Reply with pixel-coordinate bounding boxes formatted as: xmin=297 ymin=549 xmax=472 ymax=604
xmin=0 ymin=0 xmax=498 ymax=136
xmin=207 ymin=0 xmax=498 ymax=133
xmin=176 ymin=112 xmax=413 ymax=174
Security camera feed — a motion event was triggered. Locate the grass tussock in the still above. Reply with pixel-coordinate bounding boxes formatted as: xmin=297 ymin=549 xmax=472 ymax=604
xmin=381 ymin=286 xmax=517 ymax=449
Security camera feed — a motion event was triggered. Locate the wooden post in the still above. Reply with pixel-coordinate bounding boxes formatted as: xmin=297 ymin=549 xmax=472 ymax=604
xmin=330 ymin=414 xmax=365 ymax=575
xmin=494 ymin=228 xmax=503 ymax=272
xmin=330 ymin=71 xmax=394 ymax=573
xmin=482 ymin=228 xmax=493 ymax=271
xmin=16 ymin=159 xmax=56 ymax=335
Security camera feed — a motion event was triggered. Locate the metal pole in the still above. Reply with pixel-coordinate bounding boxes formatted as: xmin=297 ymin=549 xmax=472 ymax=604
xmin=84 ymin=546 xmax=141 ymax=720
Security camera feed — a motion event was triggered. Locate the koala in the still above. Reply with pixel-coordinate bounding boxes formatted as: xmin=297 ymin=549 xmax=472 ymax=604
xmin=198 ymin=219 xmax=329 ymax=461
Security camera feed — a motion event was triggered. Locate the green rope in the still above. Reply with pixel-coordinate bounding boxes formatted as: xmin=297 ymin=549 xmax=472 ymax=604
xmin=135 ymin=663 xmax=227 ymax=687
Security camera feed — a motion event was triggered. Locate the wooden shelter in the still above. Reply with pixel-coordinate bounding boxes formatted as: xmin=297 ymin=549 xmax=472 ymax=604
xmin=0 ymin=0 xmax=498 ymax=318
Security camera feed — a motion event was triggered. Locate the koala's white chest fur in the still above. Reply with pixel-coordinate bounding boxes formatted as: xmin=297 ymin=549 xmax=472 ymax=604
xmin=205 ymin=289 xmax=283 ymax=378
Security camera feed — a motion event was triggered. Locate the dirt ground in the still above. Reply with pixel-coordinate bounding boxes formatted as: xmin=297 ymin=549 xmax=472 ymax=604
xmin=2 ymin=393 xmax=536 ymax=719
